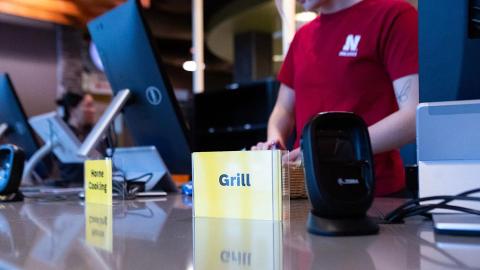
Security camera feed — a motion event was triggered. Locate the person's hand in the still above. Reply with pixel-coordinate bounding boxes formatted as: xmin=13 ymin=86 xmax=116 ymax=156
xmin=282 ymin=147 xmax=302 ymax=165
xmin=251 ymin=139 xmax=285 ymax=150
xmin=288 ymin=148 xmax=302 ymax=161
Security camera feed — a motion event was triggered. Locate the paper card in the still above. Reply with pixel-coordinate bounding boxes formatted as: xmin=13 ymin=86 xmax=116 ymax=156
xmin=84 ymin=159 xmax=112 ymax=205
xmin=193 ymin=150 xmax=283 ymax=220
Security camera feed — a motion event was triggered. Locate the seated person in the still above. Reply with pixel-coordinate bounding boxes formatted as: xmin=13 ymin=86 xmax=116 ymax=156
xmin=55 ymin=92 xmax=97 ymax=185
xmin=57 ymin=92 xmax=96 ymax=141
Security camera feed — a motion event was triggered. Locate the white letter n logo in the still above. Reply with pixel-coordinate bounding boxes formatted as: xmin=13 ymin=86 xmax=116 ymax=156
xmin=339 ymin=34 xmax=361 ymax=57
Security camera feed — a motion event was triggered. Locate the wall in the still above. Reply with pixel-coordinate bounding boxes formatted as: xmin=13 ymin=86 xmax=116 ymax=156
xmin=0 ymin=14 xmax=57 ymax=117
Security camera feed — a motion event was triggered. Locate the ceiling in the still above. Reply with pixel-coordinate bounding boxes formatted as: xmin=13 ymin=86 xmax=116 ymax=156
xmin=0 ymin=0 xmax=234 ymax=90
xmin=0 ymin=0 xmax=126 ymax=26
xmin=144 ymin=0 xmax=233 ymax=75
xmin=0 ymin=0 xmax=420 ymax=91
xmin=139 ymin=0 xmax=235 ymax=90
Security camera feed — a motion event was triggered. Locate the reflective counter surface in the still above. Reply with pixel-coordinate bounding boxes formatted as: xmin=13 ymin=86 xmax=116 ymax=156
xmin=0 ymin=195 xmax=479 ymax=270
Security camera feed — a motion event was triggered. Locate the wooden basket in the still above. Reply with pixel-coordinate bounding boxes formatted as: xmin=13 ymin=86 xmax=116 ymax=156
xmin=282 ymin=163 xmax=308 ymax=199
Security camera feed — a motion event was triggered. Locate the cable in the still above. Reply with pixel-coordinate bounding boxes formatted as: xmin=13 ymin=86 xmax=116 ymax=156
xmin=384 ymin=189 xmax=480 ymax=223
xmin=385 ymin=189 xmax=480 ymax=220
xmin=126 ymin=172 xmax=153 ymax=184
xmin=112 ymin=179 xmax=126 ymax=192
xmin=113 ymin=171 xmax=153 ymax=183
xmin=104 ymin=124 xmax=154 ymax=198
xmin=406 ymin=206 xmax=475 ymax=221
xmin=111 ymin=170 xmax=154 ymax=201
xmin=386 ymin=188 xmax=480 ymax=221
xmin=105 ymin=123 xmax=116 ymax=158
xmin=398 ymin=196 xmax=480 ymax=216
xmin=387 ymin=195 xmax=480 ymax=221
xmin=398 ymin=203 xmax=480 ymax=221
xmin=386 ymin=200 xmax=480 ymax=223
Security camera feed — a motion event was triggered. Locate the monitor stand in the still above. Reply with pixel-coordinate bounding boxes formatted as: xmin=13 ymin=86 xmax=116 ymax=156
xmin=77 ymin=89 xmax=176 ymax=192
xmin=78 ymin=89 xmax=131 ymax=157
xmin=22 ymin=140 xmax=53 ymax=185
xmin=22 ymin=88 xmax=131 ymax=186
xmin=22 ymin=112 xmax=88 ymax=185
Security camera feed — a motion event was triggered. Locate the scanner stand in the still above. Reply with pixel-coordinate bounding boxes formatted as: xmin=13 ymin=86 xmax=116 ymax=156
xmin=307 ymin=211 xmax=379 ymax=236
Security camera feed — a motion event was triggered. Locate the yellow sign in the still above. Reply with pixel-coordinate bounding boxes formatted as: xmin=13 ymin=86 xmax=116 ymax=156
xmin=194 ymin=217 xmax=282 ymax=270
xmin=85 ymin=203 xmax=113 ymax=252
xmin=192 ymin=150 xmax=283 ymax=220
xmin=84 ymin=159 xmax=112 ymax=205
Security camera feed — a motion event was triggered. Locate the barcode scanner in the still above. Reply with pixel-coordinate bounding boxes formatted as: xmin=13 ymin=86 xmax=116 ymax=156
xmin=0 ymin=144 xmax=25 ymax=199
xmin=301 ymin=112 xmax=378 ymax=236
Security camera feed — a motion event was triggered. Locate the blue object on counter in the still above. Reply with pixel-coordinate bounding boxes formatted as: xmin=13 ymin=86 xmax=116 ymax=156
xmin=181 ymin=181 xmax=193 ymax=196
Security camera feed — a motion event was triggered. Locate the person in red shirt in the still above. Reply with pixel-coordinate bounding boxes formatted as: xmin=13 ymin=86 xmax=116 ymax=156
xmin=253 ymin=0 xmax=419 ymax=196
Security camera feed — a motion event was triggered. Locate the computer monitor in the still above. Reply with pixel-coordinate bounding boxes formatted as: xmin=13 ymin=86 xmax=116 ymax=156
xmin=0 ymin=74 xmax=49 ymax=176
xmin=194 ymin=79 xmax=280 ymax=151
xmin=419 ymin=0 xmax=480 ymax=102
xmin=87 ymin=0 xmax=191 ymax=174
xmin=29 ymin=112 xmax=84 ymax=164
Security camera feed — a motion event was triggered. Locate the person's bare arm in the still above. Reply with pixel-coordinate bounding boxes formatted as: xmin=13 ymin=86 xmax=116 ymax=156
xmin=368 ymin=74 xmax=419 ymax=154
xmin=252 ymin=84 xmax=295 ymax=150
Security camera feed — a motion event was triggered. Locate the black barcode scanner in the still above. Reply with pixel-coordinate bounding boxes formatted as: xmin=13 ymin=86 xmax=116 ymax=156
xmin=301 ymin=112 xmax=378 ymax=236
xmin=0 ymin=144 xmax=25 ymax=199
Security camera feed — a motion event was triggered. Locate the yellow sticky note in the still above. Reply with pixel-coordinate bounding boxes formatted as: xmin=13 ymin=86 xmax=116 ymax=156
xmin=193 ymin=150 xmax=283 ymax=220
xmin=85 ymin=203 xmax=113 ymax=251
xmin=84 ymin=159 xmax=112 ymax=205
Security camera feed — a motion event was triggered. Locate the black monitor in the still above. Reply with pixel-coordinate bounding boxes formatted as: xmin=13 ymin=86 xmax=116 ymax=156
xmin=0 ymin=73 xmax=49 ymax=175
xmin=194 ymin=79 xmax=280 ymax=151
xmin=87 ymin=0 xmax=191 ymax=174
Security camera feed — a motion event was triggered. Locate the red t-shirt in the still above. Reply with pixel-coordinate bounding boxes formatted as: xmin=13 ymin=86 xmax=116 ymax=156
xmin=278 ymin=0 xmax=418 ymax=196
